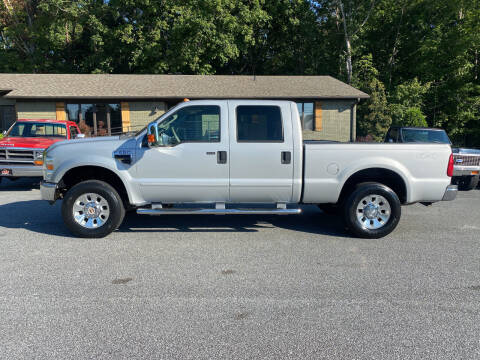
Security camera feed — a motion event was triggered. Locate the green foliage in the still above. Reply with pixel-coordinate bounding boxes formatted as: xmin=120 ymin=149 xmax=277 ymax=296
xmin=404 ymin=107 xmax=428 ymax=127
xmin=390 ymin=78 xmax=429 ymax=127
xmin=0 ymin=0 xmax=480 ymax=146
xmin=353 ymin=55 xmax=392 ymax=141
xmin=392 ymin=78 xmax=430 ymax=109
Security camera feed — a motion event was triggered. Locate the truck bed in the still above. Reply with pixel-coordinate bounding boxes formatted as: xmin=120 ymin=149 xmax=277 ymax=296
xmin=301 ymin=142 xmax=452 ymax=204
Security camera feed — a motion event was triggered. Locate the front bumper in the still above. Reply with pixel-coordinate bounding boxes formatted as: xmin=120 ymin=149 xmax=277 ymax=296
xmin=40 ymin=181 xmax=58 ymax=203
xmin=453 ymin=166 xmax=480 ymax=177
xmin=442 ymin=185 xmax=458 ymax=201
xmin=0 ymin=164 xmax=43 ymax=177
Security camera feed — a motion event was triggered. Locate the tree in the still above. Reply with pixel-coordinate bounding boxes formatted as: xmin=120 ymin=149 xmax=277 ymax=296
xmin=390 ymin=78 xmax=429 ymax=127
xmin=313 ymin=0 xmax=375 ymax=84
xmin=353 ymin=54 xmax=391 ymax=140
xmin=0 ymin=0 xmax=104 ymax=72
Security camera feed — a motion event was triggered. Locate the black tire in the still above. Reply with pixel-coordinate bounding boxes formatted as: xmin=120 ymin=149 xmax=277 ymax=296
xmin=472 ymin=175 xmax=480 ymax=190
xmin=458 ymin=175 xmax=479 ymax=191
xmin=61 ymin=180 xmax=125 ymax=238
xmin=343 ymin=183 xmax=401 ymax=239
xmin=317 ymin=204 xmax=341 ymax=215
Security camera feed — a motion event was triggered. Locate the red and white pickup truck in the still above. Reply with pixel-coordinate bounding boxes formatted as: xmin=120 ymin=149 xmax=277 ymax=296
xmin=0 ymin=119 xmax=82 ymax=182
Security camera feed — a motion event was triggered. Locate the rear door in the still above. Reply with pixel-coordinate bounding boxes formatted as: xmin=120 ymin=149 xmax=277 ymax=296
xmin=228 ymin=101 xmax=294 ymax=203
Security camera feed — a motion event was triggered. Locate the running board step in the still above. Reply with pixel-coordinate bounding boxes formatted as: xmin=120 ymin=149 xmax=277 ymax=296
xmin=136 ymin=208 xmax=302 ymax=216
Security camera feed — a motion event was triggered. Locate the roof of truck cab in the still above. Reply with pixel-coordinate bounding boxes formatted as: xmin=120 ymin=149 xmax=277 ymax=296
xmin=0 ymin=74 xmax=369 ymax=100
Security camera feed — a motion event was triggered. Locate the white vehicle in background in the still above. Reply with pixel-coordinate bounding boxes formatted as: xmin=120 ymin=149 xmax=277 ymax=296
xmin=40 ymin=100 xmax=456 ymax=239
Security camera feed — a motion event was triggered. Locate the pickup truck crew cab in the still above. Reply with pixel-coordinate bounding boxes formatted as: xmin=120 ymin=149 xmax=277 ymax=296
xmin=385 ymin=126 xmax=480 ymax=190
xmin=0 ymin=119 xmax=82 ymax=183
xmin=40 ymin=100 xmax=457 ymax=239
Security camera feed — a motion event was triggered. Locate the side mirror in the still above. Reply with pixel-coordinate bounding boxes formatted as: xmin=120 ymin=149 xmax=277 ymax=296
xmin=2 ymin=131 xmax=6 ymax=135
xmin=77 ymin=134 xmax=85 ymax=139
xmin=147 ymin=122 xmax=159 ymax=147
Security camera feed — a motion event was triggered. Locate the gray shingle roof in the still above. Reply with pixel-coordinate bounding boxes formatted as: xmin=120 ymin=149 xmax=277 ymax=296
xmin=0 ymin=74 xmax=369 ymax=100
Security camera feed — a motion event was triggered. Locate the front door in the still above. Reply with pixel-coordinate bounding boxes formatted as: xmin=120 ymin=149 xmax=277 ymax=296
xmin=134 ymin=102 xmax=229 ymax=203
xmin=228 ymin=101 xmax=294 ymax=203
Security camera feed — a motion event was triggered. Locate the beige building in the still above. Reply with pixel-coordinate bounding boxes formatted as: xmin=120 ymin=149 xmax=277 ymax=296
xmin=0 ymin=74 xmax=368 ymax=141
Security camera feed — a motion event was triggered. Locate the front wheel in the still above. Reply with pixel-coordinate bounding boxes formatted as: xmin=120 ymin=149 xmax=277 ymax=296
xmin=61 ymin=180 xmax=125 ymax=238
xmin=457 ymin=175 xmax=479 ymax=191
xmin=344 ymin=183 xmax=401 ymax=239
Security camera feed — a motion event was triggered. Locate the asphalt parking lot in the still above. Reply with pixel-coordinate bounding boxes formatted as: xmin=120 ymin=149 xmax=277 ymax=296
xmin=1 ymin=178 xmax=480 ymax=359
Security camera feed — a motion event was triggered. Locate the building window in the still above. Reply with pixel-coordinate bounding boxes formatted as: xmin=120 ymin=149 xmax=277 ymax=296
xmin=296 ymin=102 xmax=314 ymax=130
xmin=0 ymin=105 xmax=16 ymax=132
xmin=66 ymin=103 xmax=122 ymax=136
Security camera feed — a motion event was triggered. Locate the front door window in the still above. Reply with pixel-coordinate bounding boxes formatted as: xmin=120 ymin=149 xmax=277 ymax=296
xmin=155 ymin=105 xmax=221 ymax=146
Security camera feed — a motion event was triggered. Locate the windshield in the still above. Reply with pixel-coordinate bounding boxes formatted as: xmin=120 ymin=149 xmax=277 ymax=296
xmin=401 ymin=128 xmax=451 ymax=144
xmin=7 ymin=122 xmax=67 ymax=138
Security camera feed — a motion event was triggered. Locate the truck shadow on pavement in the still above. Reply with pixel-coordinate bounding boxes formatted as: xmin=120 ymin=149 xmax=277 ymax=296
xmin=0 ymin=199 xmax=349 ymax=238
xmin=0 ymin=177 xmax=42 ymax=191
xmin=118 ymin=205 xmax=350 ymax=238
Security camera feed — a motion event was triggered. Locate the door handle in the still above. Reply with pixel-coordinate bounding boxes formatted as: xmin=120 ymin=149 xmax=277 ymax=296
xmin=281 ymin=151 xmax=291 ymax=164
xmin=217 ymin=151 xmax=227 ymax=164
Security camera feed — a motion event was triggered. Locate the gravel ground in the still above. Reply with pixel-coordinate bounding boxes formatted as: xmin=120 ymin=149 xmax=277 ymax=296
xmin=1 ymin=177 xmax=480 ymax=360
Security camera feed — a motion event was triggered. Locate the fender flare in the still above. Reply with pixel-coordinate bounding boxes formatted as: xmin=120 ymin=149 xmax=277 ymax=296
xmin=337 ymin=157 xmax=412 ymax=203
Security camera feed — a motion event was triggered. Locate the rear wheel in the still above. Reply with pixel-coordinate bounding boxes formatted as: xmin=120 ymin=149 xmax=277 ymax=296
xmin=344 ymin=183 xmax=401 ymax=239
xmin=61 ymin=180 xmax=125 ymax=238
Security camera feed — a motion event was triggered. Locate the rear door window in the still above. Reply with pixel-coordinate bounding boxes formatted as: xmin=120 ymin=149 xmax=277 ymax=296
xmin=236 ymin=106 xmax=283 ymax=142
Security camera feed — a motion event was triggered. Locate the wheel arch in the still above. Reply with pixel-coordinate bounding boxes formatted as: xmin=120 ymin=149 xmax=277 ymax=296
xmin=338 ymin=167 xmax=409 ymax=204
xmin=58 ymin=165 xmax=132 ymax=206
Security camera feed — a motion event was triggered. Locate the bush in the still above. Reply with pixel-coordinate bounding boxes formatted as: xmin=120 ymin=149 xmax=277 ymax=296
xmin=403 ymin=107 xmax=428 ymax=127
xmin=390 ymin=78 xmax=430 ymax=128
xmin=391 ymin=105 xmax=428 ymax=127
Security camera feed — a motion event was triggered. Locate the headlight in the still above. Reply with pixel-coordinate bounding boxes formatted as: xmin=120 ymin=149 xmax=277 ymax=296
xmin=34 ymin=150 xmax=44 ymax=165
xmin=34 ymin=150 xmax=44 ymax=159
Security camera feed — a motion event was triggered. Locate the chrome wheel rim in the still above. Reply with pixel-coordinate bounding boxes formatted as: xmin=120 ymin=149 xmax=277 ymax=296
xmin=356 ymin=194 xmax=391 ymax=230
xmin=72 ymin=193 xmax=110 ymax=229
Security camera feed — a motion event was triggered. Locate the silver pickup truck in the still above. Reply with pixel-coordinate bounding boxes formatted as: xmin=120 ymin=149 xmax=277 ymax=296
xmin=40 ymin=100 xmax=457 ymax=239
